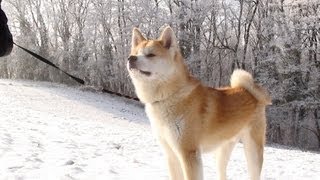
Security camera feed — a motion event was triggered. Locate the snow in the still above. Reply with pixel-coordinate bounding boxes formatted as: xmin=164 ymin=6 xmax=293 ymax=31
xmin=0 ymin=79 xmax=319 ymax=180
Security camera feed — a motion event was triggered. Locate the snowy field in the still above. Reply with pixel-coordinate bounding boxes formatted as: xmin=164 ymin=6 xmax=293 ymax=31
xmin=0 ymin=79 xmax=319 ymax=180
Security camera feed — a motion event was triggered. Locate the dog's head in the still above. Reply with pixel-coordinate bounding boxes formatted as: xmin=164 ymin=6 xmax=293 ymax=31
xmin=127 ymin=26 xmax=181 ymax=82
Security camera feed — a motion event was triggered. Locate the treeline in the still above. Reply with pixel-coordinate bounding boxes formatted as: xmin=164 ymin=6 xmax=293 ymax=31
xmin=1 ymin=0 xmax=319 ymax=150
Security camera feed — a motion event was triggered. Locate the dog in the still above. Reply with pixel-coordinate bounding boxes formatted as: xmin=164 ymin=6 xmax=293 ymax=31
xmin=127 ymin=26 xmax=271 ymax=180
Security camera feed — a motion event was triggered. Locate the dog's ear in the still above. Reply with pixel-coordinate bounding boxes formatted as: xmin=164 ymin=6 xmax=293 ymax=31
xmin=159 ymin=26 xmax=177 ymax=49
xmin=132 ymin=28 xmax=146 ymax=48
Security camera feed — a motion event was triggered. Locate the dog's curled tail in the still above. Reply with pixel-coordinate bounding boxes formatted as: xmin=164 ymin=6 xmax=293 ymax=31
xmin=230 ymin=69 xmax=272 ymax=105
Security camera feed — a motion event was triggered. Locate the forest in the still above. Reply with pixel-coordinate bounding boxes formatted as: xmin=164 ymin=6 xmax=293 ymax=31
xmin=1 ymin=0 xmax=319 ymax=150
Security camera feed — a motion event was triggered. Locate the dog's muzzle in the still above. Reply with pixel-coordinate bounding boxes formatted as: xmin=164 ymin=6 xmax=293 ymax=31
xmin=127 ymin=55 xmax=151 ymax=76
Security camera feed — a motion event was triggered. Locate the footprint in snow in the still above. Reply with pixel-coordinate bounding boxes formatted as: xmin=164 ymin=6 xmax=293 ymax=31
xmin=65 ymin=160 xmax=75 ymax=165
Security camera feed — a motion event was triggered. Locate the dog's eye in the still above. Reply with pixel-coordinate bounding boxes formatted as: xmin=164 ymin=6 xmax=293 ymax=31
xmin=146 ymin=54 xmax=156 ymax=58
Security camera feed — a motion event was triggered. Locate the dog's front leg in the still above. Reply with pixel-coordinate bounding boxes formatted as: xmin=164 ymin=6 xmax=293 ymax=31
xmin=161 ymin=140 xmax=183 ymax=180
xmin=178 ymin=149 xmax=203 ymax=180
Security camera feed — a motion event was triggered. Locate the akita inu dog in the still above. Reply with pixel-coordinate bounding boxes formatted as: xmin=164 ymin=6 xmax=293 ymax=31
xmin=127 ymin=26 xmax=271 ymax=180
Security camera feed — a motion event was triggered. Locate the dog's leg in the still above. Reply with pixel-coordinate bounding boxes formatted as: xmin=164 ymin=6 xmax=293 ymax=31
xmin=241 ymin=119 xmax=266 ymax=180
xmin=177 ymin=149 xmax=203 ymax=180
xmin=161 ymin=141 xmax=183 ymax=180
xmin=215 ymin=140 xmax=237 ymax=180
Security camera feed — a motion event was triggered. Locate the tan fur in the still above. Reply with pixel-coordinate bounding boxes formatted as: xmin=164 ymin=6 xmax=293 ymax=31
xmin=127 ymin=26 xmax=271 ymax=180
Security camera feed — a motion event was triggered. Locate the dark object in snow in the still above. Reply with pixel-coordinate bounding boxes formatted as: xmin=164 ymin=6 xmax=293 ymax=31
xmin=65 ymin=160 xmax=75 ymax=165
xmin=0 ymin=1 xmax=13 ymax=57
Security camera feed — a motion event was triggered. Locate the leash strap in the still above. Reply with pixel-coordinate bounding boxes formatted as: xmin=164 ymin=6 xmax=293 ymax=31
xmin=13 ymin=42 xmax=84 ymax=85
xmin=13 ymin=42 xmax=140 ymax=101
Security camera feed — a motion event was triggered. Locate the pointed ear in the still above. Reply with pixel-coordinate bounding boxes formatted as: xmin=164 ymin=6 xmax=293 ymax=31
xmin=159 ymin=26 xmax=177 ymax=49
xmin=132 ymin=28 xmax=146 ymax=48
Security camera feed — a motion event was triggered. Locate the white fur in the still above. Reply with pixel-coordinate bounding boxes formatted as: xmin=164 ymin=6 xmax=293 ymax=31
xmin=230 ymin=69 xmax=254 ymax=88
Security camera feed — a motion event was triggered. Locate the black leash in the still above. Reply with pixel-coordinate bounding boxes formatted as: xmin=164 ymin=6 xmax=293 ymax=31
xmin=13 ymin=42 xmax=85 ymax=85
xmin=13 ymin=42 xmax=140 ymax=101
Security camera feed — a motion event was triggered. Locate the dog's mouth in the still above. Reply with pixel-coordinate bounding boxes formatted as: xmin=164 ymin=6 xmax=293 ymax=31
xmin=138 ymin=70 xmax=151 ymax=76
xmin=129 ymin=66 xmax=151 ymax=76
xmin=136 ymin=69 xmax=151 ymax=76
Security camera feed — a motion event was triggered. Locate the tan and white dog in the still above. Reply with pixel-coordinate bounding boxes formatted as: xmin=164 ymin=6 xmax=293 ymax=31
xmin=127 ymin=26 xmax=271 ymax=180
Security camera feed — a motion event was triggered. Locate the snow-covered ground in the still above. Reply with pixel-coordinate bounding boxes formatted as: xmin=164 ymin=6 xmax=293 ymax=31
xmin=0 ymin=79 xmax=319 ymax=180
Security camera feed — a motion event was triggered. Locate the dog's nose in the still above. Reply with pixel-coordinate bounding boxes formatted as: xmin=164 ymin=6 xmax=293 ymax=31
xmin=128 ymin=55 xmax=138 ymax=69
xmin=128 ymin=55 xmax=137 ymax=62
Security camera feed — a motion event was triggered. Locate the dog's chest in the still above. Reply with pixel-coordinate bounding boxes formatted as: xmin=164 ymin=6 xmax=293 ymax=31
xmin=145 ymin=104 xmax=184 ymax=139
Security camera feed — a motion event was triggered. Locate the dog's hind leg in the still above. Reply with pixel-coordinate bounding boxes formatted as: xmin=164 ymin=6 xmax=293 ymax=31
xmin=241 ymin=117 xmax=266 ymax=180
xmin=215 ymin=139 xmax=238 ymax=180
